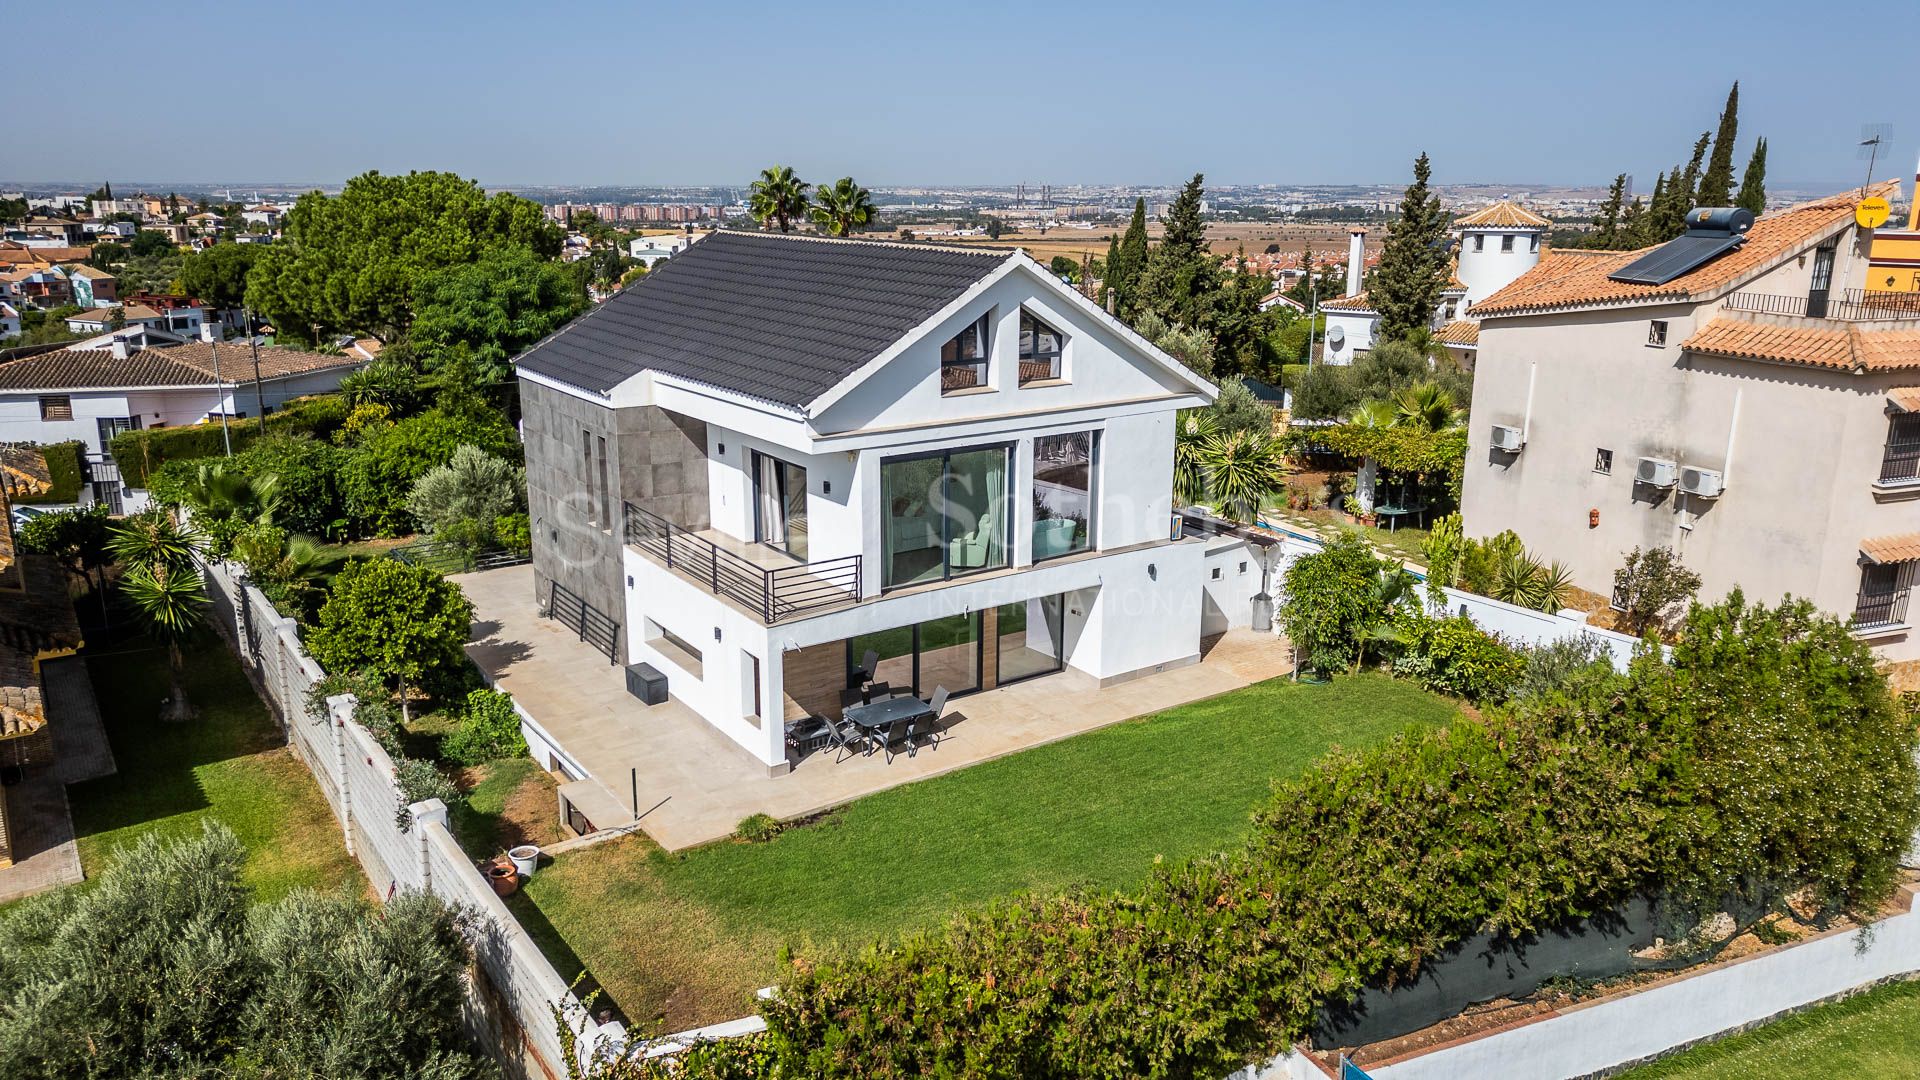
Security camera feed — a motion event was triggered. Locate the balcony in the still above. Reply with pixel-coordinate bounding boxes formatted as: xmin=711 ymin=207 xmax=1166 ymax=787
xmin=624 ymin=503 xmax=861 ymax=623
xmin=1722 ymin=288 xmax=1920 ymax=322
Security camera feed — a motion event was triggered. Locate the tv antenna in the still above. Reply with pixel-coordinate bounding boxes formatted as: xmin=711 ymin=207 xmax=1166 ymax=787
xmin=1859 ymin=122 xmax=1894 ymax=196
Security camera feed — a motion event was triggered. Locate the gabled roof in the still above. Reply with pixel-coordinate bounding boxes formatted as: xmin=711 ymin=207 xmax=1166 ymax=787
xmin=0 ymin=342 xmax=362 ymax=391
xmin=1682 ymin=315 xmax=1920 ymax=373
xmin=516 ymin=231 xmax=1013 ymax=408
xmin=1472 ymin=184 xmax=1895 ymax=318
xmin=1455 ymin=200 xmax=1551 ymax=229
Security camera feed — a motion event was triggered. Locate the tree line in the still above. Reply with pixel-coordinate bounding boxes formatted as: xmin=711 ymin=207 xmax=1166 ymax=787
xmin=1579 ymin=82 xmax=1767 ymax=251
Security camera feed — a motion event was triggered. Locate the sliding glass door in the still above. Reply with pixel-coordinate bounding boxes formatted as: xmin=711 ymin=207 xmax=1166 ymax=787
xmin=752 ymin=451 xmax=808 ymax=560
xmin=880 ymin=444 xmax=1010 ymax=590
xmin=1032 ymin=431 xmax=1095 ymax=560
xmin=848 ymin=611 xmax=981 ymax=698
xmin=996 ymin=595 xmax=1065 ymax=684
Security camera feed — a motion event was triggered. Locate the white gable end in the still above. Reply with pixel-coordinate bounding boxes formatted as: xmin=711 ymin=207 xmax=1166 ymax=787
xmin=809 ymin=257 xmax=1213 ymax=435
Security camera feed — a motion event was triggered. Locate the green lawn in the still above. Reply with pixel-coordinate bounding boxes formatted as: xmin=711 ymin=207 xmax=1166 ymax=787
xmin=515 ymin=673 xmax=1458 ymax=1030
xmin=68 ymin=640 xmax=362 ymax=905
xmin=1620 ymin=980 xmax=1920 ymax=1079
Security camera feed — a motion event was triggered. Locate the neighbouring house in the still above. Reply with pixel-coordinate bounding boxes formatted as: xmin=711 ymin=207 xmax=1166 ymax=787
xmin=0 ymin=338 xmax=368 ymax=510
xmin=0 ymin=455 xmax=85 ymax=870
xmin=1460 ymin=181 xmax=1920 ymax=658
xmin=0 ymin=243 xmax=92 ymax=270
xmin=1318 ymin=201 xmax=1551 ymax=369
xmin=65 ymin=305 xmax=153 ymax=334
xmin=626 ymin=232 xmax=699 ymax=266
xmin=185 ymin=212 xmax=225 ymax=235
xmin=0 ymin=265 xmax=70 ymax=308
xmin=241 ymin=203 xmax=282 ymax=229
xmin=1258 ymin=289 xmax=1306 ymax=314
xmin=0 ymin=303 xmax=19 ymax=339
xmin=121 ymin=292 xmax=206 ymax=339
xmin=63 ymin=263 xmax=117 ymax=307
xmin=515 ymin=231 xmax=1227 ymax=772
xmin=20 ymin=217 xmax=86 ymax=246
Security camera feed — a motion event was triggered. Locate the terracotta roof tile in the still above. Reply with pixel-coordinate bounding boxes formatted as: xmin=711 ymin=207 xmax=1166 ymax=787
xmin=0 ymin=342 xmax=362 ymax=390
xmin=1470 ymin=183 xmax=1897 ymax=318
xmin=1682 ymin=316 xmax=1920 ymax=373
xmin=1319 ymin=291 xmax=1374 ymax=313
xmin=1436 ymin=320 xmax=1480 ymax=346
xmin=1455 ymin=200 xmax=1551 ymax=229
xmin=1862 ymin=532 xmax=1920 ymax=564
xmin=1888 ymin=387 xmax=1920 ymax=412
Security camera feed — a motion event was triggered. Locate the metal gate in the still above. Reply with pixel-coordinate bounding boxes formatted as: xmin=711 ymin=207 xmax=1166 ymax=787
xmin=548 ymin=581 xmax=620 ymax=663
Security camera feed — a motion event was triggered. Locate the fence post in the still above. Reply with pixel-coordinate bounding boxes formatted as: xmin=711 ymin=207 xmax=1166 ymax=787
xmin=577 ymin=593 xmax=589 ymax=644
xmin=409 ymin=798 xmax=450 ymax=892
xmin=327 ymin=693 xmax=357 ymax=857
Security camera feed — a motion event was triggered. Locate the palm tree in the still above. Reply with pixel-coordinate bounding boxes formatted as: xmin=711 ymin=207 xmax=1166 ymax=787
xmin=110 ymin=512 xmax=207 ymax=721
xmin=181 ymin=463 xmax=280 ymax=526
xmin=1352 ymin=565 xmax=1418 ymax=673
xmin=1173 ymin=410 xmax=1218 ymax=506
xmin=810 ymin=177 xmax=876 ymax=237
xmin=1198 ymin=430 xmax=1289 ymax=524
xmin=748 ymin=166 xmax=811 ymax=233
xmin=1390 ymin=382 xmax=1464 ymax=433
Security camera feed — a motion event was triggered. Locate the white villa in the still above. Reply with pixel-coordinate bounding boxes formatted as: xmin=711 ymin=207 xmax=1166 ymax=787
xmin=513 ymin=231 xmax=1253 ymax=777
xmin=1319 ymin=201 xmax=1552 ymax=368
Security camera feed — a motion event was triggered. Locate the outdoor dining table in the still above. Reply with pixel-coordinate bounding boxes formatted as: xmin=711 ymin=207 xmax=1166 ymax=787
xmin=842 ymin=695 xmax=935 ymax=760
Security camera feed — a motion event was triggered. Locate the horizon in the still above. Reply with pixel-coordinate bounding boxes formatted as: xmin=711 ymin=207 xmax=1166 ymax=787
xmin=11 ymin=0 xmax=1910 ymax=195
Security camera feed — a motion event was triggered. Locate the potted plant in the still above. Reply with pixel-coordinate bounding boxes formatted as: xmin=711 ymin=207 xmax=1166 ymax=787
xmin=484 ymin=859 xmax=518 ymax=897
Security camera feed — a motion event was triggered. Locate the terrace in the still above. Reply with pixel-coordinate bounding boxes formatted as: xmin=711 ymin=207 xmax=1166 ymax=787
xmin=458 ymin=563 xmax=1290 ymax=851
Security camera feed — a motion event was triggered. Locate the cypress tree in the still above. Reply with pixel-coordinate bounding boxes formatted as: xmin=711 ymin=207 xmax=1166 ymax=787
xmin=1680 ymin=131 xmax=1710 ymax=209
xmin=1100 ymin=235 xmax=1121 ymax=307
xmin=1620 ymin=197 xmax=1646 ymax=248
xmin=1371 ymin=153 xmax=1451 ymax=342
xmin=1109 ymin=198 xmax=1149 ymax=316
xmin=1595 ymin=173 xmax=1628 ymax=249
xmin=1736 ymin=137 xmax=1768 ymax=216
xmin=1158 ymin=174 xmax=1209 ymax=255
xmin=1134 ymin=174 xmax=1218 ymax=329
xmin=1696 ymin=82 xmax=1740 ymax=207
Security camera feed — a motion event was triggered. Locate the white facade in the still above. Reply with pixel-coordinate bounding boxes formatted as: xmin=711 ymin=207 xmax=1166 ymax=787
xmin=1455 ymin=224 xmax=1545 ymax=306
xmin=531 ymin=254 xmax=1224 ymax=769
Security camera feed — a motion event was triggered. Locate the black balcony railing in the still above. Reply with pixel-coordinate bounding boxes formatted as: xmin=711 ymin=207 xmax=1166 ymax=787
xmin=624 ymin=503 xmax=861 ymax=623
xmin=1853 ymin=588 xmax=1911 ymax=630
xmin=1723 ymin=288 xmax=1920 ymax=322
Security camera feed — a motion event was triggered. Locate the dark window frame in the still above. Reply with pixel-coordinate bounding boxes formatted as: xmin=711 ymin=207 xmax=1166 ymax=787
xmin=39 ymin=394 xmax=72 ymax=421
xmin=1501 ymin=234 xmax=1515 ymax=253
xmin=1017 ymin=309 xmax=1067 ymax=384
xmin=1031 ymin=429 xmax=1099 ymax=563
xmin=1594 ymin=447 xmax=1614 ymax=475
xmin=939 ymin=313 xmax=992 ymax=395
xmin=879 ymin=440 xmax=1014 ymax=591
xmin=1647 ymin=320 xmax=1669 ymax=347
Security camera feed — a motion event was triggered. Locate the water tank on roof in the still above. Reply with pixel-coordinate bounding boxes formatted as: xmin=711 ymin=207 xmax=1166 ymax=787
xmin=1684 ymin=207 xmax=1754 ymax=237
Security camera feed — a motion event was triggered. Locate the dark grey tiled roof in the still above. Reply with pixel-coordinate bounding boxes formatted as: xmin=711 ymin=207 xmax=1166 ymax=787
xmin=515 ymin=231 xmax=1012 ymax=409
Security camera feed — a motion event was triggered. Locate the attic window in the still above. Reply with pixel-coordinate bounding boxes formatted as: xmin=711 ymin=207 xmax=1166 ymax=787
xmin=940 ymin=314 xmax=990 ymax=394
xmin=1018 ymin=310 xmax=1066 ymax=384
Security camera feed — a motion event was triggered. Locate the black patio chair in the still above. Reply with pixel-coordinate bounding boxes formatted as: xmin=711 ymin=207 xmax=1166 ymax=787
xmin=826 ymin=698 xmax=873 ymax=764
xmin=878 ymin=713 xmax=917 ymax=763
xmin=920 ymin=686 xmax=950 ymax=751
xmin=851 ymin=648 xmax=880 ymax=687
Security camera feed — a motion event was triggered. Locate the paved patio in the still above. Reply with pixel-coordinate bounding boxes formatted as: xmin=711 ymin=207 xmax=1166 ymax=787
xmin=0 ymin=656 xmax=116 ymax=903
xmin=458 ymin=564 xmax=1290 ymax=851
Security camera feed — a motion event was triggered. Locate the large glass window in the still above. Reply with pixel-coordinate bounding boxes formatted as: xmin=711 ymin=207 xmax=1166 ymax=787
xmin=1032 ymin=431 xmax=1095 ymax=560
xmin=1018 ymin=310 xmax=1065 ymax=384
xmin=752 ymin=451 xmax=808 ymax=559
xmin=996 ymin=595 xmax=1064 ymax=684
xmin=881 ymin=445 xmax=1009 ymax=589
xmin=940 ymin=314 xmax=990 ymax=393
xmin=848 ymin=611 xmax=980 ymax=697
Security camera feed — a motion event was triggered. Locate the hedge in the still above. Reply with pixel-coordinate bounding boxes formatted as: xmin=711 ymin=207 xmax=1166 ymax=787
xmin=109 ymin=396 xmax=349 ymax=488
xmin=10 ymin=441 xmax=84 ymax=504
xmin=736 ymin=593 xmax=1920 ymax=1078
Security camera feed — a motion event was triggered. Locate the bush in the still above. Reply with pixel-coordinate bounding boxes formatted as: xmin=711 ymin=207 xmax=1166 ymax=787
xmin=340 ymin=409 xmax=519 ymax=536
xmin=1613 ymin=545 xmax=1702 ymax=635
xmin=406 ymin=443 xmax=523 ymax=537
xmin=1392 ymin=610 xmax=1525 ymax=702
xmin=109 ymin=395 xmax=349 ymax=488
xmin=8 ymin=440 xmax=84 ymax=504
xmin=441 ymin=688 xmax=527 ymax=766
xmin=494 ymin=511 xmax=530 ymax=551
xmin=233 ymin=434 xmax=349 ymax=536
xmin=1510 ymin=634 xmax=1616 ymax=702
xmin=754 ymin=594 xmax=1920 ymax=1078
xmin=306 ymin=559 xmax=475 ymax=714
xmin=735 ymin=813 xmax=782 ymax=843
xmin=1277 ymin=532 xmax=1409 ymax=673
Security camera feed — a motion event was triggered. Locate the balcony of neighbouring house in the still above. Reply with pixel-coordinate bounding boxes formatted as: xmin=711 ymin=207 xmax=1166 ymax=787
xmin=1722 ymin=287 xmax=1920 ymax=322
xmin=1854 ymin=534 xmax=1919 ymax=636
xmin=624 ymin=502 xmax=862 ymax=623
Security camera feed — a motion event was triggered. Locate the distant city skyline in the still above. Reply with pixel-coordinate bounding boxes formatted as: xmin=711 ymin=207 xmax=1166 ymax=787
xmin=13 ymin=0 xmax=1911 ymax=194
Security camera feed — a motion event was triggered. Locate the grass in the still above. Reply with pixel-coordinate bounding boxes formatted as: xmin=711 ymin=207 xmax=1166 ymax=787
xmin=68 ymin=639 xmax=362 ymax=905
xmin=1619 ymin=979 xmax=1920 ymax=1079
xmin=514 ymin=673 xmax=1458 ymax=1030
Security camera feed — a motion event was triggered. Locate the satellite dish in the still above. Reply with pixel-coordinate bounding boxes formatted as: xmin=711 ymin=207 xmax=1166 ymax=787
xmin=1857 ymin=197 xmax=1892 ymax=229
xmin=1326 ymin=325 xmax=1346 ymax=348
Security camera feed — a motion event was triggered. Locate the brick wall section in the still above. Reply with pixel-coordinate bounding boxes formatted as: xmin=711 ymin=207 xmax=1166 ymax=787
xmin=521 ymin=378 xmax=709 ymax=665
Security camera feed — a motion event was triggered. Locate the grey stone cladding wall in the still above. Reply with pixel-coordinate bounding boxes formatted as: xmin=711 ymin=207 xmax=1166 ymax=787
xmin=519 ymin=377 xmax=709 ymax=664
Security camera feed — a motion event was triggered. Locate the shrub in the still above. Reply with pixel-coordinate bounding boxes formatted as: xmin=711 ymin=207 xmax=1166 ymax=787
xmin=441 ymin=688 xmax=527 ymax=766
xmin=735 ymin=813 xmax=782 ymax=843
xmin=306 ymin=559 xmax=475 ymax=718
xmin=1277 ymin=531 xmax=1407 ymax=673
xmin=405 ymin=443 xmax=523 ymax=537
xmin=1392 ymin=610 xmax=1524 ymax=702
xmin=391 ymin=756 xmax=462 ymax=830
xmin=340 ymin=409 xmax=519 ymax=536
xmin=109 ymin=395 xmax=348 ymax=488
xmin=234 ymin=435 xmax=349 ymax=536
xmin=8 ymin=440 xmax=84 ymax=504
xmin=1613 ymin=545 xmax=1702 ymax=635
xmin=1421 ymin=512 xmax=1464 ymax=607
xmin=1456 ymin=528 xmax=1522 ymax=596
xmin=1510 ymin=634 xmax=1616 ymax=702
xmin=754 ymin=594 xmax=1920 ymax=1078
xmin=494 ymin=511 xmax=530 ymax=551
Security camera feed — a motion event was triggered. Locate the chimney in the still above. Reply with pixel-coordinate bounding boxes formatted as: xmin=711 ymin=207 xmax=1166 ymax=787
xmin=1346 ymin=229 xmax=1366 ymax=297
xmin=200 ymin=320 xmax=218 ymax=343
xmin=110 ymin=333 xmax=130 ymax=360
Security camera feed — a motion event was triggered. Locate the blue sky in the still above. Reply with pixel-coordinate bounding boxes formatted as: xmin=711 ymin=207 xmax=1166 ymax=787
xmin=16 ymin=0 xmax=1909 ymax=192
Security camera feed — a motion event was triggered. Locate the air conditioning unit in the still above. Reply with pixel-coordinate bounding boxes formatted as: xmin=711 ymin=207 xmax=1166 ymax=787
xmin=1635 ymin=457 xmax=1678 ymax=488
xmin=1679 ymin=466 xmax=1724 ymax=498
xmin=1489 ymin=424 xmax=1525 ymax=452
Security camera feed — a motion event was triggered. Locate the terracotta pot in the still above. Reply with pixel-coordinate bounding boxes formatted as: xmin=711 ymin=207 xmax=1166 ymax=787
xmin=485 ymin=861 xmax=519 ymax=897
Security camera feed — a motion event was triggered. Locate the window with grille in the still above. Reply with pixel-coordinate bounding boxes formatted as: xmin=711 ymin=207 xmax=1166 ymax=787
xmin=1880 ymin=412 xmax=1920 ymax=484
xmin=38 ymin=395 xmax=72 ymax=421
xmin=1594 ymin=448 xmax=1614 ymax=475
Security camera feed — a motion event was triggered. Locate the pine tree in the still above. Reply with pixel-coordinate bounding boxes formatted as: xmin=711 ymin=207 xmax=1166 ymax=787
xmin=1595 ymin=173 xmax=1628 ymax=249
xmin=1108 ymin=198 xmax=1149 ymax=316
xmin=1680 ymin=131 xmax=1711 ymax=208
xmin=1288 ymin=243 xmax=1316 ymax=305
xmin=1134 ymin=174 xmax=1219 ymax=329
xmin=1696 ymin=83 xmax=1740 ymax=207
xmin=1371 ymin=153 xmax=1451 ymax=342
xmin=1736 ymin=137 xmax=1768 ymax=215
xmin=1159 ymin=174 xmax=1209 ymax=255
xmin=1620 ymin=197 xmax=1646 ymax=248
